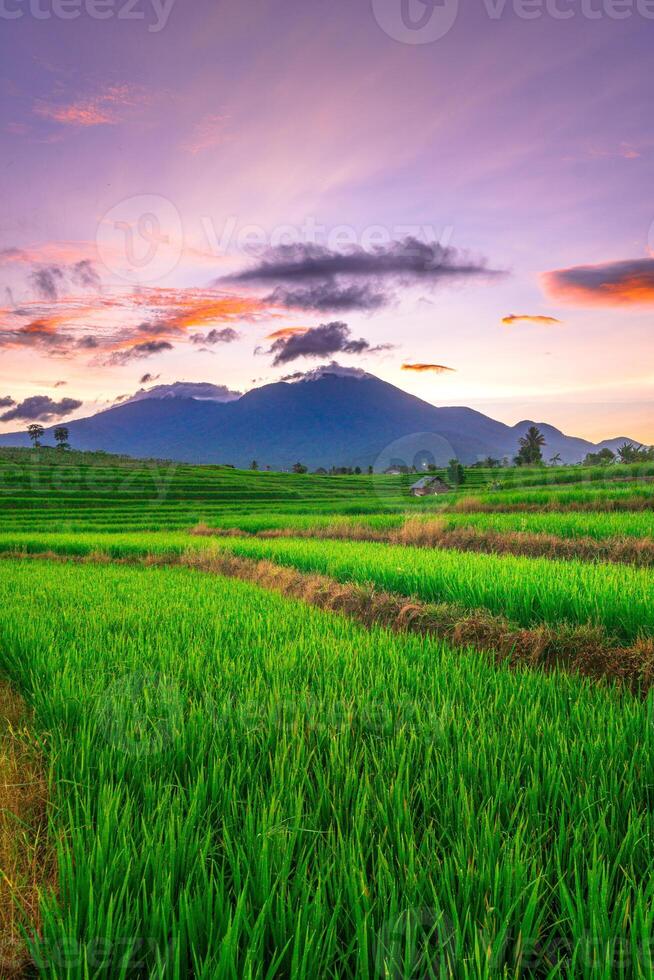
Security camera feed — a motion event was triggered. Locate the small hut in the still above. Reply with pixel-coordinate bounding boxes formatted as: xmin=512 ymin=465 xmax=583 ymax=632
xmin=409 ymin=476 xmax=452 ymax=497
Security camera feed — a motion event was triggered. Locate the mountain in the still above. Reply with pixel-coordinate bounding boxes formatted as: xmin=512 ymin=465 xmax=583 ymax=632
xmin=0 ymin=373 xmax=638 ymax=469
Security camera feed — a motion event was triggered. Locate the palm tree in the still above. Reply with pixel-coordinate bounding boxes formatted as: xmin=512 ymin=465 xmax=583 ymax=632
xmin=27 ymin=424 xmax=44 ymax=448
xmin=516 ymin=425 xmax=546 ymax=465
xmin=549 ymin=453 xmax=561 ymax=466
xmin=54 ymin=426 xmax=70 ymax=450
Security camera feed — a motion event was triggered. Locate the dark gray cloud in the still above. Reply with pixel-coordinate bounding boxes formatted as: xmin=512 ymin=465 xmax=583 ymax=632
xmin=54 ymin=380 xmax=67 ymax=387
xmin=0 ymin=395 xmax=82 ymax=422
xmin=106 ymin=340 xmax=173 ymax=366
xmin=71 ymin=259 xmax=102 ymax=291
xmin=0 ymin=396 xmax=16 ymax=408
xmin=190 ymin=327 xmax=240 ymax=345
xmin=265 ymin=282 xmax=386 ymax=312
xmin=139 ymin=372 xmax=160 ymax=385
xmin=264 ymin=321 xmax=392 ymax=366
xmin=29 ymin=265 xmax=65 ymax=301
xmin=220 ymin=237 xmax=500 ymax=312
xmin=77 ymin=336 xmax=100 ymax=350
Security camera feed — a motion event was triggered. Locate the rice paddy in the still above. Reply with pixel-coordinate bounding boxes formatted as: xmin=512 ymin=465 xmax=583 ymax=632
xmin=0 ymin=448 xmax=653 ymax=977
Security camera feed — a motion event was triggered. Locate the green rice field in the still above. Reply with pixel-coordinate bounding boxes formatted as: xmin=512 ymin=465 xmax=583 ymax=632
xmin=1 ymin=448 xmax=653 ymax=977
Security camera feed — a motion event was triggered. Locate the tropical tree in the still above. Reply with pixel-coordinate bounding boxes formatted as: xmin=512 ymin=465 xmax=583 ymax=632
xmin=616 ymin=442 xmax=654 ymax=463
xmin=583 ymin=448 xmax=615 ymax=466
xmin=549 ymin=453 xmax=562 ymax=466
xmin=250 ymin=460 xmax=258 ymax=471
xmin=515 ymin=426 xmax=546 ymax=465
xmin=292 ymin=461 xmax=308 ymax=474
xmin=54 ymin=426 xmax=70 ymax=450
xmin=27 ymin=423 xmax=44 ymax=448
xmin=446 ymin=459 xmax=465 ymax=486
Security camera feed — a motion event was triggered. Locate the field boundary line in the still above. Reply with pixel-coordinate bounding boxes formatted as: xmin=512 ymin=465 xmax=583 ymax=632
xmin=191 ymin=520 xmax=654 ymax=567
xmin=2 ymin=548 xmax=653 ymax=695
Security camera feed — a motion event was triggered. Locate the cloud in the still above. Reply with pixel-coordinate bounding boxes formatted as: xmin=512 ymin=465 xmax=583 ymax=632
xmin=53 ymin=380 xmax=67 ymax=387
xmin=281 ymin=362 xmax=370 ymax=382
xmin=542 ymin=258 xmax=654 ymax=306
xmin=265 ymin=282 xmax=386 ymax=312
xmin=189 ymin=327 xmax=240 ymax=345
xmin=263 ymin=321 xmax=393 ymax=365
xmin=29 ymin=265 xmax=65 ymax=301
xmin=0 ymin=396 xmax=15 ymax=408
xmin=266 ymin=327 xmax=310 ymax=340
xmin=71 ymin=260 xmax=101 ymax=291
xmin=401 ymin=363 xmax=456 ymax=373
xmin=123 ymin=381 xmax=241 ymax=404
xmin=33 ymin=84 xmax=145 ymax=128
xmin=501 ymin=314 xmax=561 ymax=326
xmin=181 ymin=113 xmax=229 ymax=154
xmin=0 ymin=395 xmax=82 ymax=422
xmin=106 ymin=340 xmax=173 ymax=366
xmin=220 ymin=237 xmax=501 ymax=312
xmin=139 ymin=373 xmax=160 ymax=385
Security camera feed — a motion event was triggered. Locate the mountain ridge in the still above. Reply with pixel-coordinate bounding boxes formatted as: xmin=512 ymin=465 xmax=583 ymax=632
xmin=0 ymin=373 xmax=638 ymax=469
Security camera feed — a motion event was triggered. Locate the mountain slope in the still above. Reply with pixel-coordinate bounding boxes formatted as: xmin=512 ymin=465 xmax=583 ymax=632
xmin=0 ymin=373 xmax=638 ymax=468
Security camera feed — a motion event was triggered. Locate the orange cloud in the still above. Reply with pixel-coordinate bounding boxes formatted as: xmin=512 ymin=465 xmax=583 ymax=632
xmin=542 ymin=258 xmax=654 ymax=306
xmin=34 ymin=84 xmax=145 ymax=128
xmin=502 ymin=314 xmax=561 ymax=325
xmin=265 ymin=327 xmax=310 ymax=340
xmin=401 ymin=363 xmax=455 ymax=373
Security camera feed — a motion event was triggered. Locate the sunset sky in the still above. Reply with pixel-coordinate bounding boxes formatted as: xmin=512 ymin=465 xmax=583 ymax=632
xmin=1 ymin=0 xmax=653 ymax=441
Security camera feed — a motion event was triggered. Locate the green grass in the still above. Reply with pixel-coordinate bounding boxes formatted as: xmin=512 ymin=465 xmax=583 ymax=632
xmin=1 ymin=558 xmax=654 ymax=978
xmin=0 ymin=529 xmax=652 ymax=640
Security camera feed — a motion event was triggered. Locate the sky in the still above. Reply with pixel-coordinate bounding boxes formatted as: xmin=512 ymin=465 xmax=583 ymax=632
xmin=0 ymin=0 xmax=653 ymax=442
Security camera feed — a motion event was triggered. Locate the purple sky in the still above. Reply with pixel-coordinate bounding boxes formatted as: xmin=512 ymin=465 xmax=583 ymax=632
xmin=1 ymin=0 xmax=653 ymax=441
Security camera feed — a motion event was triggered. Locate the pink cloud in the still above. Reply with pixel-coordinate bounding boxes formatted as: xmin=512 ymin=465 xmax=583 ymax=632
xmin=181 ymin=114 xmax=230 ymax=154
xmin=34 ymin=84 xmax=147 ymax=128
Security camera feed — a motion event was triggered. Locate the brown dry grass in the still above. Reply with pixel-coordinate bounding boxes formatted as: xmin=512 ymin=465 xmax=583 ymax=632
xmin=191 ymin=518 xmax=654 ymax=566
xmin=0 ymin=681 xmax=51 ymax=977
xmin=178 ymin=550 xmax=654 ymax=694
xmin=4 ymin=547 xmax=653 ymax=693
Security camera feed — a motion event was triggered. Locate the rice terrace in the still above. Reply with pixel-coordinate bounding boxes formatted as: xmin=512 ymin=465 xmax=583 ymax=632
xmin=2 ymin=0 xmax=654 ymax=975
xmin=0 ymin=445 xmax=653 ymax=977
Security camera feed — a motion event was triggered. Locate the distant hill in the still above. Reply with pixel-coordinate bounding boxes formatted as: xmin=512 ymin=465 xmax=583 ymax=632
xmin=0 ymin=372 xmax=638 ymax=469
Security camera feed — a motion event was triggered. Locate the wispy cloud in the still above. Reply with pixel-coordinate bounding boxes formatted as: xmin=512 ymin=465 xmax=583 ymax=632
xmin=181 ymin=113 xmax=230 ymax=154
xmin=220 ymin=238 xmax=502 ymax=313
xmin=501 ymin=313 xmax=561 ymax=326
xmin=34 ymin=84 xmax=147 ymax=128
xmin=401 ymin=363 xmax=456 ymax=373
